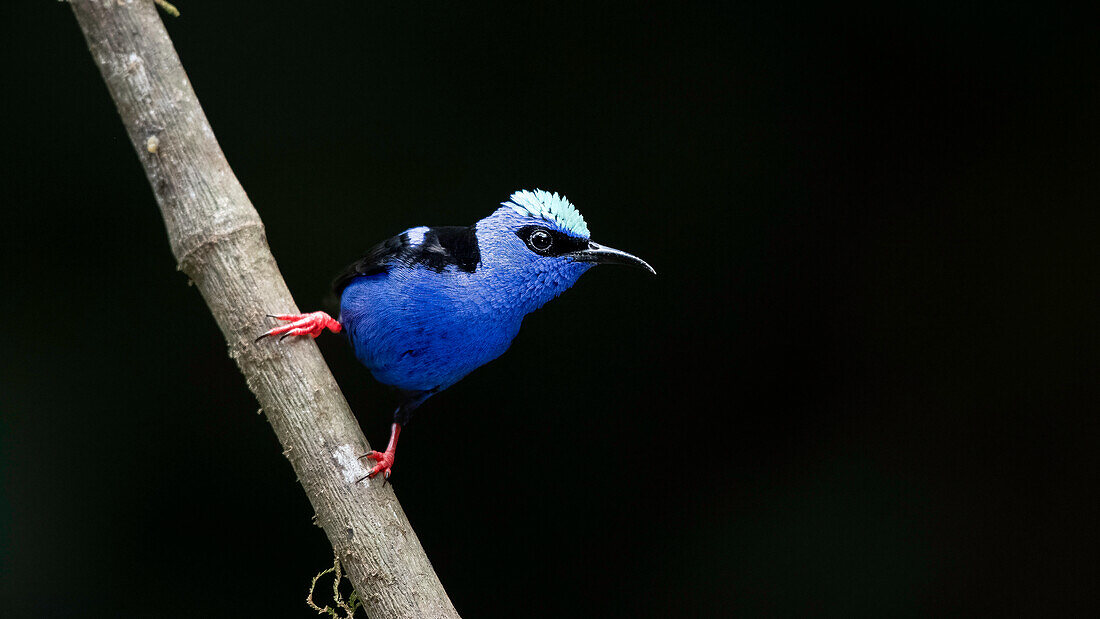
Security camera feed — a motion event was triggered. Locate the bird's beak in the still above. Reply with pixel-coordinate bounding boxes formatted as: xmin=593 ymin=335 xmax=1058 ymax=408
xmin=570 ymin=241 xmax=656 ymax=275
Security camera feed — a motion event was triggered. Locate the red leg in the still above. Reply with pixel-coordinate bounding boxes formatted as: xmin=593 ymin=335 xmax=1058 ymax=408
xmin=256 ymin=311 xmax=342 ymax=342
xmin=357 ymin=423 xmax=401 ymax=483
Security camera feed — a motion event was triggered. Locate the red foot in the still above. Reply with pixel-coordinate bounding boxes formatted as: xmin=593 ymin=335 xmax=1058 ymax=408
xmin=356 ymin=423 xmax=401 ymax=485
xmin=359 ymin=450 xmax=396 ymax=481
xmin=256 ymin=311 xmax=341 ymax=342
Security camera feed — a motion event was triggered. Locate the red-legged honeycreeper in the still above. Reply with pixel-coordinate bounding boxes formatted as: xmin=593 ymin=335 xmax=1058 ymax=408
xmin=257 ymin=190 xmax=655 ymax=481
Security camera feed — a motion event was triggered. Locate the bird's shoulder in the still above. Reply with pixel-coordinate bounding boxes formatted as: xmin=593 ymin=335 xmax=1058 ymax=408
xmin=332 ymin=225 xmax=481 ymax=294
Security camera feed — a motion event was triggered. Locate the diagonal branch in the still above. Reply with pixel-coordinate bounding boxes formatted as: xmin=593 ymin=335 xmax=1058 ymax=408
xmin=68 ymin=2 xmax=460 ymax=617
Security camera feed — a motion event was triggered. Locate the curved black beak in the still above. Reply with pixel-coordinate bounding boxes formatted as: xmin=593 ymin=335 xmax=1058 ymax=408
xmin=570 ymin=241 xmax=656 ymax=275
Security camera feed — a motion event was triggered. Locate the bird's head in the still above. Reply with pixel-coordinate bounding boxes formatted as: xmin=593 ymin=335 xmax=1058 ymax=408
xmin=474 ymin=189 xmax=654 ymax=315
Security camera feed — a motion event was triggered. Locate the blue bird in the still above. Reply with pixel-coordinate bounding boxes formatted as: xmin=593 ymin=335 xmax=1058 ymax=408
xmin=258 ymin=190 xmax=654 ymax=481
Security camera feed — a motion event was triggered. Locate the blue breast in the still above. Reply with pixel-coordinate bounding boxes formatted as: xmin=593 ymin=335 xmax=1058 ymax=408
xmin=339 ymin=269 xmax=524 ymax=393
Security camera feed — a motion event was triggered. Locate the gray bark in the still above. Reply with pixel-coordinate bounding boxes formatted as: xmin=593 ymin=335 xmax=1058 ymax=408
xmin=68 ymin=2 xmax=461 ymax=617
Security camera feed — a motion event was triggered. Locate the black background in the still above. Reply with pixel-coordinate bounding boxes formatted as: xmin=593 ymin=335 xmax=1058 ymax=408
xmin=2 ymin=2 xmax=1098 ymax=617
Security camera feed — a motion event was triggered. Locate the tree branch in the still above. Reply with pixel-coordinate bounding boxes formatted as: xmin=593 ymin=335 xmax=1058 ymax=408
xmin=68 ymin=2 xmax=460 ymax=617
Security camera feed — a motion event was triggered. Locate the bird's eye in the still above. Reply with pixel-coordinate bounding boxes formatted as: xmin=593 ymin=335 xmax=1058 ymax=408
xmin=528 ymin=229 xmax=553 ymax=252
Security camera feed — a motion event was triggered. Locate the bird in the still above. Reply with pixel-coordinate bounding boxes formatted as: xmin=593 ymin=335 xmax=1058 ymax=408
xmin=257 ymin=189 xmax=654 ymax=482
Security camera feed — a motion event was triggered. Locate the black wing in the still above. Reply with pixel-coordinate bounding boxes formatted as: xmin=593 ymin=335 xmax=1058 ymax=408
xmin=332 ymin=225 xmax=481 ymax=295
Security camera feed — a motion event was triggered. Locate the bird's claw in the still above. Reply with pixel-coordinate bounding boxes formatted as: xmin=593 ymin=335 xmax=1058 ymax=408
xmin=356 ymin=450 xmax=395 ymax=485
xmin=255 ymin=311 xmax=341 ymax=342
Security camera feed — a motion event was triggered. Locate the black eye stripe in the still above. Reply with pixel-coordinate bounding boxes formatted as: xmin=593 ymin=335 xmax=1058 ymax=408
xmin=516 ymin=225 xmax=589 ymax=257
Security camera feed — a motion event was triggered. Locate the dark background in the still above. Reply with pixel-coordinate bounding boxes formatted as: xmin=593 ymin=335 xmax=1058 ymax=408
xmin=2 ymin=1 xmax=1097 ymax=617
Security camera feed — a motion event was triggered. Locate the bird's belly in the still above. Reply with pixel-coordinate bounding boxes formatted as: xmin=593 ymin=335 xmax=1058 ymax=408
xmin=340 ymin=277 xmax=520 ymax=392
